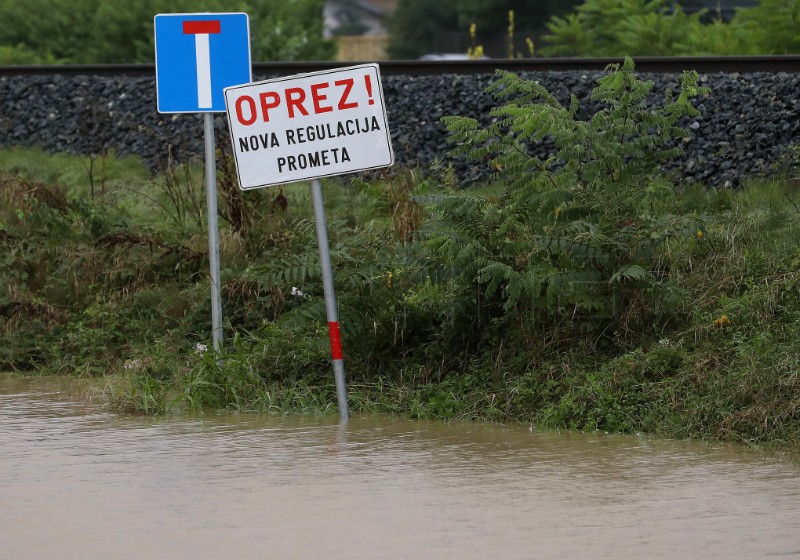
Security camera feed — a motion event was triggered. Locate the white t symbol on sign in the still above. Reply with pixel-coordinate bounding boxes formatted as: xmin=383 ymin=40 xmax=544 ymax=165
xmin=182 ymin=20 xmax=221 ymax=109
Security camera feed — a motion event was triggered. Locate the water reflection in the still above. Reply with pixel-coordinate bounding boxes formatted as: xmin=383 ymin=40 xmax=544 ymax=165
xmin=1 ymin=375 xmax=799 ymax=559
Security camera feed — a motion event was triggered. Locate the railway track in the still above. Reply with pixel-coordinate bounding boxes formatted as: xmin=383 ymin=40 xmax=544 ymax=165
xmin=0 ymin=55 xmax=798 ymax=77
xmin=0 ymin=55 xmax=797 ymax=187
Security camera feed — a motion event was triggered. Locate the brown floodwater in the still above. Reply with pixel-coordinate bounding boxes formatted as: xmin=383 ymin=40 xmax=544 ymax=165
xmin=1 ymin=374 xmax=799 ymax=559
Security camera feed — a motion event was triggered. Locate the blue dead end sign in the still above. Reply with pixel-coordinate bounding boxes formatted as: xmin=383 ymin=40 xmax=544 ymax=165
xmin=154 ymin=13 xmax=251 ymax=113
xmin=153 ymin=12 xmax=252 ymax=358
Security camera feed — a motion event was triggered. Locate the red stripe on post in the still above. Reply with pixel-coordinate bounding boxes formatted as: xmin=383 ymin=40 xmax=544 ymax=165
xmin=183 ymin=20 xmax=221 ymax=34
xmin=328 ymin=321 xmax=343 ymax=361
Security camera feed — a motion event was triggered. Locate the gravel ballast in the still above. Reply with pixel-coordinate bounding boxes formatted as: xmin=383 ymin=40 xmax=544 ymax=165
xmin=0 ymin=69 xmax=798 ymax=187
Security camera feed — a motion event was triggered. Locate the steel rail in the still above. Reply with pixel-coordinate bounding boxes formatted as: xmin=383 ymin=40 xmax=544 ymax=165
xmin=0 ymin=55 xmax=798 ymax=78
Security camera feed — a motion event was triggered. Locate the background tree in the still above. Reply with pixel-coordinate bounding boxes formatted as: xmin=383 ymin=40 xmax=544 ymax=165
xmin=540 ymin=0 xmax=799 ymax=56
xmin=386 ymin=0 xmax=459 ymax=59
xmin=245 ymin=0 xmax=335 ymax=61
xmin=387 ymin=0 xmax=579 ymax=59
xmin=540 ymin=0 xmax=707 ymax=57
xmin=0 ymin=0 xmax=99 ymax=63
xmin=0 ymin=0 xmax=334 ymax=63
xmin=455 ymin=0 xmax=573 ymax=31
xmin=86 ymin=0 xmax=166 ymax=63
xmin=733 ymin=0 xmax=800 ymax=54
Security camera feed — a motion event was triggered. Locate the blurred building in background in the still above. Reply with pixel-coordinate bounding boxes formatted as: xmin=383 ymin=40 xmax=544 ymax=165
xmin=324 ymin=0 xmax=397 ymax=61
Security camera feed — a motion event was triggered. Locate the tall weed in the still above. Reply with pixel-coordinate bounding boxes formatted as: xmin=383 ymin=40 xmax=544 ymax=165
xmin=435 ymin=57 xmax=709 ymax=351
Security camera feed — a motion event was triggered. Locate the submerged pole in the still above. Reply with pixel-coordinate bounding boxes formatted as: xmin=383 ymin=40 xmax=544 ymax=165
xmin=310 ymin=178 xmax=350 ymax=420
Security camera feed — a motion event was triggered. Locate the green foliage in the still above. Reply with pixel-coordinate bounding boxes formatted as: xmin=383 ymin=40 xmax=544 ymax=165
xmin=2 ymin=138 xmax=800 ymax=447
xmin=0 ymin=45 xmax=57 ymax=64
xmin=105 ymin=324 xmax=345 ymax=415
xmin=0 ymin=0 xmax=334 ymax=64
xmin=456 ymin=0 xmax=575 ymax=31
xmin=388 ymin=0 xmax=459 ymax=59
xmin=0 ymin=0 xmax=98 ymax=63
xmin=0 ymin=150 xmax=211 ymax=372
xmin=245 ymin=0 xmax=335 ymax=62
xmin=541 ymin=0 xmax=800 ymax=56
xmin=437 ymin=57 xmax=708 ymax=346
xmin=387 ymin=0 xmax=578 ymax=59
xmin=734 ymin=0 xmax=800 ymax=55
xmin=541 ymin=0 xmax=721 ymax=56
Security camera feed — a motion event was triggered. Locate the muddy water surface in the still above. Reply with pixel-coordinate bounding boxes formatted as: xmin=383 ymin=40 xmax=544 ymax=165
xmin=1 ymin=375 xmax=799 ymax=559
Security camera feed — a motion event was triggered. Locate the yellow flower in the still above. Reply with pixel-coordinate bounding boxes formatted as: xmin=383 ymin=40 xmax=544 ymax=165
xmin=526 ymin=37 xmax=535 ymax=58
xmin=697 ymin=230 xmax=704 ymax=239
xmin=713 ymin=315 xmax=730 ymax=327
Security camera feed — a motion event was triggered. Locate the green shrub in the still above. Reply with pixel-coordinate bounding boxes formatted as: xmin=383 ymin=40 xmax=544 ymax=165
xmin=542 ymin=0 xmax=800 ymax=56
xmin=542 ymin=0 xmax=707 ymax=57
xmin=734 ymin=0 xmax=800 ymax=55
xmin=435 ymin=57 xmax=708 ymax=351
xmin=0 ymin=0 xmax=334 ymax=63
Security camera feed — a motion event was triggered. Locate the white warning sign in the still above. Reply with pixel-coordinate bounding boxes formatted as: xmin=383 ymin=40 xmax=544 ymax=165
xmin=223 ymin=63 xmax=394 ymax=190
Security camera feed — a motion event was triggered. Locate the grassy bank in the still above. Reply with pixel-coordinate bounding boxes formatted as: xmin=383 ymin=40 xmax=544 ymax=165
xmin=1 ymin=145 xmax=798 ymax=449
xmin=1 ymin=61 xmax=798 ymax=451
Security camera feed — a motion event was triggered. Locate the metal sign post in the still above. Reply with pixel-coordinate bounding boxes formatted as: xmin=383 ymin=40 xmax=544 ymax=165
xmin=154 ymin=13 xmax=251 ymax=353
xmin=311 ymin=179 xmax=349 ymax=419
xmin=204 ymin=114 xmax=223 ymax=353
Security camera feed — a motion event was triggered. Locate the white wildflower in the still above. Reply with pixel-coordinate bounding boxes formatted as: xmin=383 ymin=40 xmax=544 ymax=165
xmin=123 ymin=359 xmax=142 ymax=370
xmin=290 ymin=287 xmax=305 ymax=297
xmin=195 ymin=343 xmax=208 ymax=355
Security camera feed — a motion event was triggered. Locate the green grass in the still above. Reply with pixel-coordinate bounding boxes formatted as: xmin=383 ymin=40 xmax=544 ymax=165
xmin=1 ymin=146 xmax=798 ymax=454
